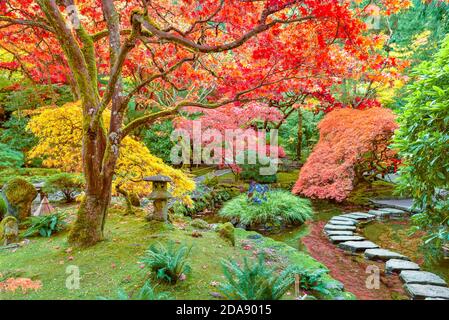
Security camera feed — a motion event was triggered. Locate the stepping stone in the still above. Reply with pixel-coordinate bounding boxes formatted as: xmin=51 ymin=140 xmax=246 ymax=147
xmin=328 ymin=219 xmax=357 ymax=226
xmin=338 ymin=240 xmax=379 ymax=253
xmin=324 ymin=230 xmax=354 ymax=236
xmin=324 ymin=224 xmax=356 ymax=231
xmin=386 ymin=259 xmax=420 ymax=273
xmin=404 ymin=284 xmax=449 ymax=300
xmin=368 ymin=209 xmax=391 ymax=218
xmin=378 ymin=208 xmax=406 ymax=215
xmin=328 ymin=235 xmax=365 ymax=244
xmin=330 ymin=216 xmax=358 ymax=223
xmin=341 ymin=212 xmax=375 ymax=220
xmin=400 ymin=271 xmax=447 ymax=287
xmin=364 ymin=249 xmax=410 ymax=261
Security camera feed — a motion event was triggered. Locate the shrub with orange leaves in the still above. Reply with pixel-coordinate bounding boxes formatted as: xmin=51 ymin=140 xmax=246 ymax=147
xmin=293 ymin=108 xmax=398 ymax=202
xmin=0 ymin=277 xmax=42 ymax=294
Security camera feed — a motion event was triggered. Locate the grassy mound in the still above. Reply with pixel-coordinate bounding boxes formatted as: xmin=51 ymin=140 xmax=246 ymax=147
xmin=219 ymin=190 xmax=313 ymax=227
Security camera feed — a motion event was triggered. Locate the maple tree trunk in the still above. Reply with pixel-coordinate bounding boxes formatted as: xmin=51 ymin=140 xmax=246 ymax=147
xmin=296 ymin=109 xmax=303 ymax=161
xmin=68 ymin=111 xmax=119 ymax=247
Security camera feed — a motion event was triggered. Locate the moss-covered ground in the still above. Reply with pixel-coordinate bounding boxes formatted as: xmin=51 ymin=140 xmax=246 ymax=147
xmin=0 ymin=204 xmax=352 ymax=300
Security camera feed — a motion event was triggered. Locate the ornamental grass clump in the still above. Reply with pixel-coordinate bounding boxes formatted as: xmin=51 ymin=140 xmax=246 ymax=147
xmin=219 ymin=189 xmax=312 ymax=228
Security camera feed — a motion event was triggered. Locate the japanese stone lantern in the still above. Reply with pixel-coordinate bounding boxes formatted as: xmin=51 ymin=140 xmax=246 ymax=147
xmin=144 ymin=175 xmax=173 ymax=222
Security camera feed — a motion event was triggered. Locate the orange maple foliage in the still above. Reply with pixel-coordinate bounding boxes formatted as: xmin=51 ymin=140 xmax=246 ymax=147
xmin=0 ymin=277 xmax=42 ymax=294
xmin=293 ymin=107 xmax=398 ymax=202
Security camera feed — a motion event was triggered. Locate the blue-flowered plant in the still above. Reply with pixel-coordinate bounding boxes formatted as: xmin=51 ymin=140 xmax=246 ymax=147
xmin=247 ymin=182 xmax=269 ymax=204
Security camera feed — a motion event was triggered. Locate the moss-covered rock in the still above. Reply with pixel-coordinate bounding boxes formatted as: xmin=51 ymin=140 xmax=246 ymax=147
xmin=217 ymin=222 xmax=235 ymax=246
xmin=190 ymin=218 xmax=210 ymax=230
xmin=0 ymin=216 xmax=19 ymax=245
xmin=3 ymin=178 xmax=37 ymax=221
xmin=0 ymin=196 xmax=7 ymax=220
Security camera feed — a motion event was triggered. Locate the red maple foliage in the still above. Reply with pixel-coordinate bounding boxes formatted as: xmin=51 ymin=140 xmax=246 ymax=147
xmin=293 ymin=107 xmax=398 ymax=201
xmin=0 ymin=0 xmax=411 ymax=246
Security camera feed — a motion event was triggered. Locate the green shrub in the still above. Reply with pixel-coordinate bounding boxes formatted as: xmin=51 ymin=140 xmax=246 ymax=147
xmin=22 ymin=211 xmax=67 ymax=238
xmin=218 ymin=255 xmax=296 ymax=300
xmin=239 ymin=151 xmax=277 ymax=184
xmin=0 ymin=168 xmax=60 ymax=186
xmin=43 ymin=173 xmax=85 ymax=202
xmin=171 ymin=186 xmax=236 ymax=216
xmin=0 ymin=143 xmax=24 ymax=169
xmin=142 ymin=242 xmax=192 ymax=284
xmin=141 ymin=120 xmax=174 ymax=164
xmin=219 ymin=190 xmax=312 ymax=227
xmin=99 ymin=280 xmax=172 ymax=300
xmin=0 ymin=116 xmax=37 ymax=155
xmin=393 ymin=35 xmax=449 ymax=250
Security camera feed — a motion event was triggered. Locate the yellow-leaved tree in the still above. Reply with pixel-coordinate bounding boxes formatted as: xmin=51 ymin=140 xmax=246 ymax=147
xmin=27 ymin=102 xmax=195 ymax=205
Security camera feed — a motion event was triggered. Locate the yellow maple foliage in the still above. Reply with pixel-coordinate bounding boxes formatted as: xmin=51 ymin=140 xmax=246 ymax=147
xmin=27 ymin=102 xmax=195 ymax=203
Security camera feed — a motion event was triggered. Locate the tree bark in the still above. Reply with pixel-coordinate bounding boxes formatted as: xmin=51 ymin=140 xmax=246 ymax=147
xmin=68 ymin=192 xmax=110 ymax=247
xmin=67 ymin=120 xmax=113 ymax=246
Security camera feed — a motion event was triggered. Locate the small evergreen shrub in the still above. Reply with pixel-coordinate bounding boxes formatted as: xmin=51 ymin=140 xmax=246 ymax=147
xmin=218 ymin=255 xmax=296 ymax=300
xmin=219 ymin=190 xmax=312 ymax=228
xmin=142 ymin=242 xmax=192 ymax=284
xmin=22 ymin=212 xmax=67 ymax=238
xmin=43 ymin=173 xmax=84 ymax=202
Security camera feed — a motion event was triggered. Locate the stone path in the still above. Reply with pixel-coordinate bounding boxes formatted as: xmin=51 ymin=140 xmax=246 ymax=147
xmin=370 ymin=199 xmax=416 ymax=213
xmin=194 ymin=169 xmax=232 ymax=184
xmin=322 ymin=207 xmax=449 ymax=300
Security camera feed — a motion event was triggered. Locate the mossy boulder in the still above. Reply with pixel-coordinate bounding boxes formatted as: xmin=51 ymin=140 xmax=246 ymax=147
xmin=190 ymin=218 xmax=210 ymax=230
xmin=0 ymin=216 xmax=19 ymax=245
xmin=217 ymin=222 xmax=235 ymax=246
xmin=0 ymin=196 xmax=7 ymax=220
xmin=3 ymin=178 xmax=37 ymax=221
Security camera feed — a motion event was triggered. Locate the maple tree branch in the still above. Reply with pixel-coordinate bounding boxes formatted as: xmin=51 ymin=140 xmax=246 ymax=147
xmin=95 ymin=11 xmax=142 ymax=124
xmin=134 ymin=10 xmax=315 ymax=53
xmin=122 ymin=56 xmax=196 ymax=106
xmin=91 ymin=29 xmax=132 ymax=42
xmin=0 ymin=15 xmax=54 ymax=33
xmin=36 ymin=0 xmax=97 ymax=106
xmin=0 ymin=43 xmax=37 ymax=82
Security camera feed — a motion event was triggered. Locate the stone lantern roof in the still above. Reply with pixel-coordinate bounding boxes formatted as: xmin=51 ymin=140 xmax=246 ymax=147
xmin=143 ymin=175 xmax=172 ymax=183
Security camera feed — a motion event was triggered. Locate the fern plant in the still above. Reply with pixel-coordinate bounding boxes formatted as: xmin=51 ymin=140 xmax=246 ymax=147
xmin=218 ymin=255 xmax=296 ymax=300
xmin=142 ymin=242 xmax=192 ymax=284
xmin=295 ymin=268 xmax=330 ymax=295
xmin=22 ymin=212 xmax=67 ymax=237
xmin=99 ymin=280 xmax=172 ymax=300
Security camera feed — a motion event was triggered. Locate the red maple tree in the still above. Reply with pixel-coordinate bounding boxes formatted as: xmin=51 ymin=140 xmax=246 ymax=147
xmin=0 ymin=0 xmax=410 ymax=246
xmin=293 ymin=107 xmax=398 ymax=202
